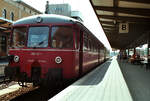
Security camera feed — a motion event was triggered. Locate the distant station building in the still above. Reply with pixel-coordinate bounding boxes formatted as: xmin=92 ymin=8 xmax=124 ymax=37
xmin=0 ymin=0 xmax=41 ymax=56
xmin=45 ymin=1 xmax=83 ymax=21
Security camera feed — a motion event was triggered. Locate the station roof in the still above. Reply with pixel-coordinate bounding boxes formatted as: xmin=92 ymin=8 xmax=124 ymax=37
xmin=0 ymin=17 xmax=13 ymax=34
xmin=90 ymin=0 xmax=150 ymax=49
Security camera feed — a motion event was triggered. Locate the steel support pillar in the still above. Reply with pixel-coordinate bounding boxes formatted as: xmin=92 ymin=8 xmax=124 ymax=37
xmin=133 ymin=48 xmax=136 ymax=55
xmin=128 ymin=49 xmax=130 ymax=56
xmin=147 ymin=33 xmax=150 ymax=63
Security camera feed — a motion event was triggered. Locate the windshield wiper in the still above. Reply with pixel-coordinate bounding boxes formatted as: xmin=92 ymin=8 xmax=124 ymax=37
xmin=32 ymin=39 xmax=47 ymax=48
xmin=38 ymin=41 xmax=44 ymax=45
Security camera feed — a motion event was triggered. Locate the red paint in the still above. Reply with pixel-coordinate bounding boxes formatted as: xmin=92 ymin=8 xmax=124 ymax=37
xmin=8 ymin=15 xmax=106 ymax=83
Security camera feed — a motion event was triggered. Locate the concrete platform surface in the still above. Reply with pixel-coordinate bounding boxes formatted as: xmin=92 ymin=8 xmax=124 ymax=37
xmin=0 ymin=84 xmax=21 ymax=96
xmin=119 ymin=59 xmax=150 ymax=101
xmin=49 ymin=57 xmax=133 ymax=101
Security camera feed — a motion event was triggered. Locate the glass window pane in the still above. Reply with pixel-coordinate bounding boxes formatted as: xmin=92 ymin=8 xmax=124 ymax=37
xmin=51 ymin=26 xmax=74 ymax=49
xmin=27 ymin=27 xmax=49 ymax=48
xmin=12 ymin=27 xmax=27 ymax=48
xmin=83 ymin=33 xmax=88 ymax=51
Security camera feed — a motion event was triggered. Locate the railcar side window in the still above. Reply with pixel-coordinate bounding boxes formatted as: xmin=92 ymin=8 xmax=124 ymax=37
xmin=27 ymin=27 xmax=49 ymax=48
xmin=83 ymin=33 xmax=88 ymax=51
xmin=51 ymin=26 xmax=74 ymax=49
xmin=12 ymin=27 xmax=27 ymax=48
xmin=89 ymin=40 xmax=92 ymax=51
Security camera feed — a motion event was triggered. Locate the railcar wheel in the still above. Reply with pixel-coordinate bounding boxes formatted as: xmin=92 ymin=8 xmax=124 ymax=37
xmin=32 ymin=77 xmax=40 ymax=86
xmin=31 ymin=67 xmax=41 ymax=86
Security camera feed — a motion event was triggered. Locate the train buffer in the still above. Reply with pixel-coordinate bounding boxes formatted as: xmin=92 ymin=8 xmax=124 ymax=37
xmin=49 ymin=57 xmax=133 ymax=101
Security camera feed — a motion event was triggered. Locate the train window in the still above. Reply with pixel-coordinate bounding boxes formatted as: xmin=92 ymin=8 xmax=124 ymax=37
xmin=93 ymin=45 xmax=95 ymax=52
xmin=88 ymin=40 xmax=92 ymax=51
xmin=91 ymin=44 xmax=94 ymax=52
xmin=12 ymin=27 xmax=27 ymax=48
xmin=83 ymin=38 xmax=88 ymax=51
xmin=94 ymin=45 xmax=96 ymax=52
xmin=83 ymin=33 xmax=88 ymax=51
xmin=74 ymin=29 xmax=78 ymax=49
xmin=51 ymin=26 xmax=74 ymax=49
xmin=27 ymin=27 xmax=49 ymax=48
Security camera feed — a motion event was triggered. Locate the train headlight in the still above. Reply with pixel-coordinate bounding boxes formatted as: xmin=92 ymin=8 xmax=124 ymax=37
xmin=14 ymin=55 xmax=19 ymax=63
xmin=36 ymin=16 xmax=43 ymax=23
xmin=55 ymin=56 xmax=62 ymax=64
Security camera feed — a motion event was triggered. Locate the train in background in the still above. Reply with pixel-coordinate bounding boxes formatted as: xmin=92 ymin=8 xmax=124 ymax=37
xmin=4 ymin=14 xmax=109 ymax=86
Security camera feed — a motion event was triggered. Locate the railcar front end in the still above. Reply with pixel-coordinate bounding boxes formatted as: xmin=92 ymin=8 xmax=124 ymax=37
xmin=4 ymin=15 xmax=80 ymax=86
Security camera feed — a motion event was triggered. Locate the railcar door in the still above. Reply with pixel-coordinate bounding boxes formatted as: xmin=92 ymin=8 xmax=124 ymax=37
xmin=79 ymin=30 xmax=83 ymax=76
xmin=98 ymin=47 xmax=100 ymax=63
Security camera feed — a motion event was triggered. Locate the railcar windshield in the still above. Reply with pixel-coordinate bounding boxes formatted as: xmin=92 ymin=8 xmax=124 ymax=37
xmin=51 ymin=26 xmax=74 ymax=49
xmin=27 ymin=26 xmax=49 ymax=48
xmin=12 ymin=27 xmax=27 ymax=48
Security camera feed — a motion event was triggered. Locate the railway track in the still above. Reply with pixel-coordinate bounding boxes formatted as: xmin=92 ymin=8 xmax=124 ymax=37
xmin=9 ymin=81 xmax=73 ymax=101
xmin=0 ymin=76 xmax=10 ymax=84
xmin=10 ymin=85 xmax=67 ymax=101
xmin=0 ymin=83 xmax=39 ymax=101
xmin=11 ymin=87 xmax=55 ymax=101
xmin=0 ymin=80 xmax=72 ymax=101
xmin=0 ymin=61 xmax=74 ymax=101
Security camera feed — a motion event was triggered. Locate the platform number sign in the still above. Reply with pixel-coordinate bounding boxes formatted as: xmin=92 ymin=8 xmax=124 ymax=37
xmin=122 ymin=24 xmax=126 ymax=30
xmin=119 ymin=23 xmax=129 ymax=33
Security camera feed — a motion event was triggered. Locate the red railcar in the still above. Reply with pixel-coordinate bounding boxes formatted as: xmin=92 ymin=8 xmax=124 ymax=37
xmin=5 ymin=14 xmax=108 ymax=86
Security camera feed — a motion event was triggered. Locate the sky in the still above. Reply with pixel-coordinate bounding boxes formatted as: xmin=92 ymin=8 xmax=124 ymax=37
xmin=22 ymin=0 xmax=112 ymax=50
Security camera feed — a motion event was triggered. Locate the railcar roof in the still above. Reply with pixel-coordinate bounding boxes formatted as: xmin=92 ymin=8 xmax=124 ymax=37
xmin=13 ymin=14 xmax=104 ymax=48
xmin=13 ymin=14 xmax=79 ymax=25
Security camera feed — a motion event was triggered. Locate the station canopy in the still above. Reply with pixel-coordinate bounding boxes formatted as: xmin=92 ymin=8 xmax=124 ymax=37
xmin=0 ymin=17 xmax=13 ymax=34
xmin=90 ymin=0 xmax=150 ymax=49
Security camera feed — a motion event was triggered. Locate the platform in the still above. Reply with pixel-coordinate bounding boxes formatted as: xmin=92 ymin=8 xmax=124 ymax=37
xmin=49 ymin=57 xmax=133 ymax=101
xmin=119 ymin=59 xmax=150 ymax=101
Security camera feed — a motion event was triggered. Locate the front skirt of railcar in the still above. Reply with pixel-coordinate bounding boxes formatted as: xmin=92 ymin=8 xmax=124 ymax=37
xmin=4 ymin=50 xmax=77 ymax=87
xmin=5 ymin=65 xmax=64 ymax=87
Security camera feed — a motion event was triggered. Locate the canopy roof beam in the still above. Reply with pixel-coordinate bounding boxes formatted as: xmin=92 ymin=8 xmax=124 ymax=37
xmin=95 ymin=6 xmax=150 ymax=17
xmin=99 ymin=15 xmax=150 ymax=22
xmin=120 ymin=0 xmax=150 ymax=4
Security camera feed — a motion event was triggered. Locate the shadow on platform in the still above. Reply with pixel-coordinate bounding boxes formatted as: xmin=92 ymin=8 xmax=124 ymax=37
xmin=73 ymin=59 xmax=112 ymax=86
